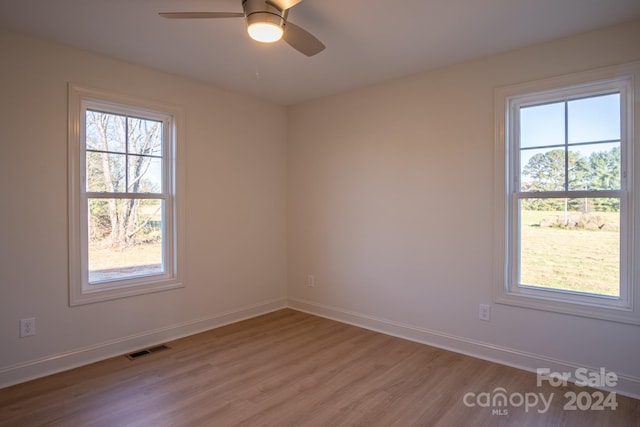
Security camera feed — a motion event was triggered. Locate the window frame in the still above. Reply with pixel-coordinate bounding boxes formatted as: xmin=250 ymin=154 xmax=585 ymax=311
xmin=68 ymin=84 xmax=185 ymax=306
xmin=494 ymin=62 xmax=640 ymax=324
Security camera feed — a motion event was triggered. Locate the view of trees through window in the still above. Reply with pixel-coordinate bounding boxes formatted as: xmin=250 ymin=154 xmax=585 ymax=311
xmin=517 ymin=93 xmax=621 ymax=297
xmin=85 ymin=110 xmax=165 ymax=284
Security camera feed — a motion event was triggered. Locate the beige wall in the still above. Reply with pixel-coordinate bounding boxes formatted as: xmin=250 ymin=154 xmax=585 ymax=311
xmin=287 ymin=19 xmax=640 ymax=395
xmin=0 ymin=29 xmax=287 ymax=385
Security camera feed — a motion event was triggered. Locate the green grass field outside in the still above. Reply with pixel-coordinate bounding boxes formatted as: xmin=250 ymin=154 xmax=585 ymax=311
xmin=519 ymin=209 xmax=620 ymax=296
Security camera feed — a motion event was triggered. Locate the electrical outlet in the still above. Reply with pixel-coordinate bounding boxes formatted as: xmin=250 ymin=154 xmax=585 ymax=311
xmin=307 ymin=275 xmax=315 ymax=287
xmin=478 ymin=304 xmax=490 ymax=321
xmin=20 ymin=317 xmax=36 ymax=337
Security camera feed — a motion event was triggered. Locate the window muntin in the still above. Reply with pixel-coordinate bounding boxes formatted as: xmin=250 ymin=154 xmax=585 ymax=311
xmin=69 ymin=84 xmax=183 ymax=305
xmin=519 ymin=93 xmax=621 ymax=193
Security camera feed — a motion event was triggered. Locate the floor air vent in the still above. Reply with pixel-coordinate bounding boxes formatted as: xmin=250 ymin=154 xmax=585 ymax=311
xmin=127 ymin=344 xmax=170 ymax=360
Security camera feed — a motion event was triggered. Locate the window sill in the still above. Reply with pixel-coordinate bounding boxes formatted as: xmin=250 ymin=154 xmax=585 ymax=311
xmin=70 ymin=277 xmax=184 ymax=306
xmin=494 ymin=289 xmax=640 ymax=325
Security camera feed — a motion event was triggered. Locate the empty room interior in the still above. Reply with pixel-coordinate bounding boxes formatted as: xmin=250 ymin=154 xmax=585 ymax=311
xmin=1 ymin=0 xmax=640 ymax=425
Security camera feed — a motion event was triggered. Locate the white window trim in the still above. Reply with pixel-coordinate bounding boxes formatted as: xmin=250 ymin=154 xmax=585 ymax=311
xmin=68 ymin=84 xmax=185 ymax=305
xmin=494 ymin=62 xmax=640 ymax=324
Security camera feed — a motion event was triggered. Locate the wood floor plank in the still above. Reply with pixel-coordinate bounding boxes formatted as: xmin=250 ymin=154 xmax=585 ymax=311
xmin=0 ymin=309 xmax=638 ymax=426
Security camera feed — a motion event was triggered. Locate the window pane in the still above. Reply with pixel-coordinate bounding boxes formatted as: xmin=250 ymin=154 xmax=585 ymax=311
xmin=568 ymin=93 xmax=620 ymax=144
xmin=88 ymin=198 xmax=164 ymax=284
xmin=519 ymin=198 xmax=620 ymax=297
xmin=128 ymin=117 xmax=163 ymax=156
xmin=520 ymin=148 xmax=565 ymax=191
xmin=86 ymin=110 xmax=126 ymax=153
xmin=128 ymin=156 xmax=163 ymax=193
xmin=568 ymin=143 xmax=620 ymax=191
xmin=86 ymin=152 xmax=125 ymax=192
xmin=520 ymin=102 xmax=565 ymax=148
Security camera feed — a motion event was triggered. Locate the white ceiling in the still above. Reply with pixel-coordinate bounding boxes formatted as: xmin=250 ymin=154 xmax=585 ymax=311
xmin=1 ymin=0 xmax=639 ymax=105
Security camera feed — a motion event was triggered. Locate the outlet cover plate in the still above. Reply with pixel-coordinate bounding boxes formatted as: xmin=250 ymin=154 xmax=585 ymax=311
xmin=478 ymin=304 xmax=490 ymax=321
xmin=20 ymin=317 xmax=36 ymax=337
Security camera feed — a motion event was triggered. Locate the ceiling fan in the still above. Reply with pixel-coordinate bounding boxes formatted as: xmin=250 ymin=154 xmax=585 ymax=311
xmin=159 ymin=0 xmax=325 ymax=57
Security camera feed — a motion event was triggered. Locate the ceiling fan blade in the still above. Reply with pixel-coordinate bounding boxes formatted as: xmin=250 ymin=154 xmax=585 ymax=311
xmin=283 ymin=21 xmax=325 ymax=57
xmin=266 ymin=0 xmax=303 ymax=11
xmin=159 ymin=12 xmax=244 ymax=19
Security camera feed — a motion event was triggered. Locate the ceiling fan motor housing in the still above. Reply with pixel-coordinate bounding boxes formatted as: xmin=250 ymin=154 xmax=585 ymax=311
xmin=158 ymin=0 xmax=324 ymax=56
xmin=243 ymin=0 xmax=287 ymax=30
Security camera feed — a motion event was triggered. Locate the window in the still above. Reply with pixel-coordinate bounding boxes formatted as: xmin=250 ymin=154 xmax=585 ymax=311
xmin=69 ymin=85 xmax=184 ymax=305
xmin=494 ymin=63 xmax=639 ymax=324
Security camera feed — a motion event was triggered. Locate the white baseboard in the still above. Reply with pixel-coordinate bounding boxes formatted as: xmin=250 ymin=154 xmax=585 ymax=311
xmin=287 ymin=297 xmax=640 ymax=400
xmin=0 ymin=297 xmax=287 ymax=389
xmin=4 ymin=296 xmax=638 ymax=400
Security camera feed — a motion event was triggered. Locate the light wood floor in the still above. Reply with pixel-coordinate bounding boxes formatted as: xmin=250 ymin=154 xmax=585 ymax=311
xmin=0 ymin=309 xmax=637 ymax=426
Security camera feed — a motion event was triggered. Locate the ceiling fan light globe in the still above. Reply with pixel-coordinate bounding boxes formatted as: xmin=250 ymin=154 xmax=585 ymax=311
xmin=248 ymin=22 xmax=283 ymax=43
